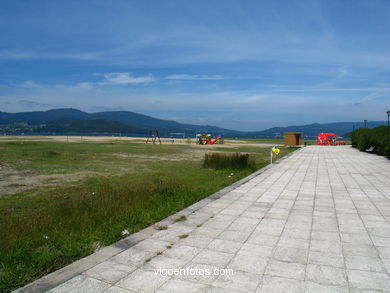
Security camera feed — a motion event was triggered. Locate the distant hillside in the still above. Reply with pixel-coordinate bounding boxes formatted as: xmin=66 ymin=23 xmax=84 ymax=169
xmin=0 ymin=108 xmax=385 ymax=138
xmin=38 ymin=118 xmax=146 ymax=134
xmin=244 ymin=121 xmax=387 ymax=138
xmin=0 ymin=108 xmax=238 ymax=136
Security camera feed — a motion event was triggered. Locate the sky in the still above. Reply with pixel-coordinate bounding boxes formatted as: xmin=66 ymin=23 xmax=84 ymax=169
xmin=0 ymin=0 xmax=389 ymax=131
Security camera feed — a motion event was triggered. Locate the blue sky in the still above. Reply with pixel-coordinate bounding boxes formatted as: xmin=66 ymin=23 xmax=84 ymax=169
xmin=0 ymin=0 xmax=389 ymax=131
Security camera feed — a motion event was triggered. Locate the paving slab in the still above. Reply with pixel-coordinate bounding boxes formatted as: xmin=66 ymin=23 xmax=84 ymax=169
xmin=14 ymin=146 xmax=390 ymax=292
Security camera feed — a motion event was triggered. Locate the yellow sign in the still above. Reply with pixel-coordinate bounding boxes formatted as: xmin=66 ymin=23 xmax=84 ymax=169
xmin=272 ymin=146 xmax=280 ymax=155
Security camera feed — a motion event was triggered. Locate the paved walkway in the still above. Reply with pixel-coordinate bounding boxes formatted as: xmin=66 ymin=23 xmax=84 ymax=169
xmin=19 ymin=146 xmax=390 ymax=292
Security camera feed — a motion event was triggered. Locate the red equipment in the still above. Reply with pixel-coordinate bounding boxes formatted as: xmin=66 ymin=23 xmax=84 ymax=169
xmin=317 ymin=133 xmax=346 ymax=146
xmin=196 ymin=134 xmax=223 ymax=145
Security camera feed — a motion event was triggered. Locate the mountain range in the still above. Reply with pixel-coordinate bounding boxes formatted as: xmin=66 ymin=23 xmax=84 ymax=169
xmin=0 ymin=108 xmax=386 ymax=138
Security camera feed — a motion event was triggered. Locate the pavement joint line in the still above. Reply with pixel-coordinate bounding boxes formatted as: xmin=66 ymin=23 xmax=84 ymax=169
xmin=327 ymin=150 xmax=351 ymax=293
xmin=257 ymin=147 xmax=315 ymax=292
xmin=218 ymin=148 xmax=300 ymax=291
xmin=332 ymin=151 xmax=390 ymax=288
xmin=302 ymin=151 xmax=318 ymax=287
xmin=13 ymin=147 xmax=302 ymax=293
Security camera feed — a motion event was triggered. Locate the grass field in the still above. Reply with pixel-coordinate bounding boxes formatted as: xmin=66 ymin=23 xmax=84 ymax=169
xmin=0 ymin=138 xmax=297 ymax=292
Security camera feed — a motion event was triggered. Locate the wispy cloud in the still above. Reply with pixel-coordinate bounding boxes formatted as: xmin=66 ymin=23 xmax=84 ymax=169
xmin=100 ymin=72 xmax=155 ymax=85
xmin=166 ymin=74 xmax=224 ymax=81
xmin=20 ymin=81 xmax=40 ymax=88
xmin=270 ymin=87 xmax=390 ymax=93
xmin=18 ymin=100 xmax=52 ymax=108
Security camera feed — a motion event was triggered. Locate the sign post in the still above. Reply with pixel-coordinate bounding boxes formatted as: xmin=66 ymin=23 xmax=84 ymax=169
xmin=270 ymin=146 xmax=280 ymax=164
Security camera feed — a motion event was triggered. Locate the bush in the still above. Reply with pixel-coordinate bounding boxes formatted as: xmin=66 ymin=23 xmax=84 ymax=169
xmin=203 ymin=152 xmax=256 ymax=170
xmin=351 ymin=126 xmax=390 ymax=158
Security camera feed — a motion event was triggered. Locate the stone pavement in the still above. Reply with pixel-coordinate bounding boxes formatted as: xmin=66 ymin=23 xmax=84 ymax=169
xmin=17 ymin=146 xmax=390 ymax=292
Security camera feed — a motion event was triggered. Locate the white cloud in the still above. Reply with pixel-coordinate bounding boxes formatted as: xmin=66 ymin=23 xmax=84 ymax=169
xmin=75 ymin=82 xmax=93 ymax=89
xmin=337 ymin=66 xmax=349 ymax=78
xmin=165 ymin=74 xmax=224 ymax=81
xmin=101 ymin=72 xmax=155 ymax=84
xmin=20 ymin=81 xmax=40 ymax=88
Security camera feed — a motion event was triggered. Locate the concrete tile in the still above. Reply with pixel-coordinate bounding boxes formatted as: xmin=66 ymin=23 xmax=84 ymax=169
xmin=152 ymin=229 xmax=191 ymax=242
xmin=112 ymin=248 xmax=155 ymax=267
xmin=377 ymin=246 xmax=390 ymax=259
xmin=371 ymin=236 xmax=390 ymax=247
xmin=306 ymin=264 xmax=347 ymax=286
xmin=115 ymin=269 xmax=168 ymax=292
xmin=218 ymin=230 xmax=252 ymax=243
xmin=103 ymin=286 xmax=133 ymax=293
xmin=255 ymin=225 xmax=284 ymax=236
xmin=132 ymin=239 xmax=171 ymax=253
xmin=213 ymin=270 xmax=261 ymax=292
xmin=246 ymin=233 xmax=278 ymax=246
xmin=207 ymin=239 xmax=242 ymax=254
xmin=163 ymin=245 xmax=201 ymax=262
xmin=281 ymin=228 xmax=311 ymax=239
xmin=220 ymin=208 xmax=243 ymax=216
xmin=179 ymin=235 xmax=214 ymax=248
xmin=310 ymin=240 xmax=342 ymax=255
xmin=232 ymin=216 xmax=261 ymax=226
xmin=340 ymin=233 xmax=372 ymax=245
xmin=205 ymin=286 xmax=243 ymax=293
xmin=142 ymin=255 xmax=188 ymax=271
xmin=228 ymin=255 xmax=268 ymax=274
xmin=308 ymin=251 xmax=344 ymax=268
xmin=311 ymin=231 xmax=340 ymax=242
xmin=345 ymin=255 xmax=385 ymax=273
xmin=265 ymin=260 xmax=305 ymax=280
xmin=274 ymin=247 xmax=308 ymax=264
xmin=202 ymin=219 xmax=233 ymax=230
xmin=256 ymin=276 xmax=304 ymax=293
xmin=49 ymin=275 xmax=111 ymax=293
xmin=156 ymin=279 xmax=209 ymax=293
xmin=347 ymin=270 xmax=390 ymax=291
xmin=304 ymin=282 xmax=348 ymax=293
xmin=237 ymin=243 xmax=273 ymax=258
xmin=84 ymin=259 xmax=136 ymax=284
xmin=342 ymin=243 xmax=378 ymax=258
xmin=349 ymin=288 xmax=384 ymax=293
xmin=278 ymin=237 xmax=310 ymax=250
xmin=191 ymin=226 xmax=224 ymax=238
xmin=382 ymin=258 xmax=390 ymax=274
xmin=192 ymin=249 xmax=234 ymax=267
xmin=228 ymin=222 xmax=257 ymax=233
xmin=176 ymin=263 xmax=220 ymax=285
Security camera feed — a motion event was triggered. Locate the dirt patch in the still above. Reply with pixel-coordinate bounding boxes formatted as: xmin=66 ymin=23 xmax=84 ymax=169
xmin=0 ymin=163 xmax=95 ymax=197
xmin=112 ymin=149 xmax=206 ymax=162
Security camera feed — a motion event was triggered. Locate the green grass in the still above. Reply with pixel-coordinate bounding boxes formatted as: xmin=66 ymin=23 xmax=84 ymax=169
xmin=0 ymin=140 xmax=297 ymax=292
xmin=0 ymin=141 xmax=190 ymax=174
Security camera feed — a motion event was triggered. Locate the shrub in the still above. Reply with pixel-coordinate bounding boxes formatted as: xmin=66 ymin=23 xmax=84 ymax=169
xmin=203 ymin=152 xmax=256 ymax=170
xmin=351 ymin=126 xmax=390 ymax=158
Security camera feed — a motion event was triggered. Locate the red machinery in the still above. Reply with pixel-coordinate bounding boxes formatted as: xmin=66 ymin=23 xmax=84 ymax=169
xmin=196 ymin=134 xmax=223 ymax=145
xmin=317 ymin=133 xmax=346 ymax=146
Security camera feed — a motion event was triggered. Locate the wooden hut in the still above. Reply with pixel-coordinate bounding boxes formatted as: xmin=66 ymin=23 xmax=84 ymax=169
xmin=284 ymin=132 xmax=303 ymax=146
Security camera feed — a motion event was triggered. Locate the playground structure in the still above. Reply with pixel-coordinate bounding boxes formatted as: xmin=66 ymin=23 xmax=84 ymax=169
xmin=146 ymin=130 xmax=161 ymax=144
xmin=317 ymin=133 xmax=346 ymax=146
xmin=196 ymin=134 xmax=224 ymax=145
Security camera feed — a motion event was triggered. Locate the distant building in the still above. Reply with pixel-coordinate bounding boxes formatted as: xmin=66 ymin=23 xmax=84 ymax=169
xmin=284 ymin=132 xmax=303 ymax=146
